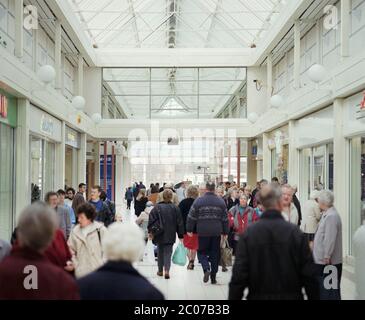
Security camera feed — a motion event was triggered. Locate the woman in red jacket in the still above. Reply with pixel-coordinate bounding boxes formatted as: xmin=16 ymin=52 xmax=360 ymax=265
xmin=228 ymin=194 xmax=259 ymax=254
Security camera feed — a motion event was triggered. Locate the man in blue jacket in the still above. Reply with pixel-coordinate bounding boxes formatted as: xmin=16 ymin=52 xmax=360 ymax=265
xmin=186 ymin=182 xmax=229 ymax=284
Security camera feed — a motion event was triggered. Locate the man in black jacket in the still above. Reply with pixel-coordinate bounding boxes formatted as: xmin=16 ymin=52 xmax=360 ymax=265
xmin=186 ymin=182 xmax=229 ymax=284
xmin=229 ymin=183 xmax=319 ymax=300
xmin=292 ymin=185 xmax=302 ymax=227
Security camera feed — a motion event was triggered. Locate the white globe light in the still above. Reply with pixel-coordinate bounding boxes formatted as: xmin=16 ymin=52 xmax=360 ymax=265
xmin=307 ymin=64 xmax=327 ymax=84
xmin=270 ymin=94 xmax=284 ymax=109
xmin=37 ymin=65 xmax=56 ymax=84
xmin=248 ymin=112 xmax=259 ymax=124
xmin=72 ymin=96 xmax=86 ymax=111
xmin=91 ymin=113 xmax=102 ymax=124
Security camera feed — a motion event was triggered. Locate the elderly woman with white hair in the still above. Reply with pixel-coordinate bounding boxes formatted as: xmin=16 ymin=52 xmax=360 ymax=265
xmin=281 ymin=184 xmax=299 ymax=225
xmin=313 ymin=190 xmax=343 ymax=300
xmin=301 ymin=190 xmax=322 ymax=248
xmin=77 ymin=222 xmax=164 ymax=300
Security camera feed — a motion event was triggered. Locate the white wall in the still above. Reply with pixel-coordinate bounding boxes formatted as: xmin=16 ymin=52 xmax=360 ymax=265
xmin=83 ymin=67 xmax=102 ymax=116
xmin=247 ymin=66 xmax=268 ymax=116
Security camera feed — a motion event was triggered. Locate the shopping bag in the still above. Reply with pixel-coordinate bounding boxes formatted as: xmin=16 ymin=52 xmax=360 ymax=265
xmin=143 ymin=239 xmax=156 ymax=264
xmin=172 ymin=242 xmax=188 ymax=266
xmin=219 ymin=239 xmax=233 ymax=267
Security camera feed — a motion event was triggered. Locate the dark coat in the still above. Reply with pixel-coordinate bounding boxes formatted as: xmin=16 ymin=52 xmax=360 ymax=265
xmin=148 ymin=203 xmax=184 ymax=245
xmin=186 ymin=192 xmax=229 ymax=237
xmin=293 ymin=194 xmax=302 ymax=226
xmin=77 ymin=261 xmax=164 ymax=300
xmin=225 ymin=196 xmax=239 ymax=210
xmin=0 ymin=246 xmax=79 ymax=300
xmin=89 ymin=200 xmax=112 ymax=226
xmin=134 ymin=197 xmax=148 ymax=217
xmin=229 ymin=210 xmax=319 ymax=300
xmin=178 ymin=197 xmax=195 ymax=234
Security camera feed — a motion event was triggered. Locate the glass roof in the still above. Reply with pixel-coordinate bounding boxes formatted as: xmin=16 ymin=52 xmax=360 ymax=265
xmin=103 ymin=67 xmax=246 ymax=119
xmin=68 ymin=0 xmax=285 ymax=49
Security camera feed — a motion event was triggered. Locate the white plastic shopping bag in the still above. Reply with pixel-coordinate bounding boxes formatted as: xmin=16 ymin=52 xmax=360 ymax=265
xmin=143 ymin=239 xmax=155 ymax=264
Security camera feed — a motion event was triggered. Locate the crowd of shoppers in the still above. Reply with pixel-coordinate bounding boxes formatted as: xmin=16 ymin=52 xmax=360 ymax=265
xmin=0 ymin=175 xmax=348 ymax=301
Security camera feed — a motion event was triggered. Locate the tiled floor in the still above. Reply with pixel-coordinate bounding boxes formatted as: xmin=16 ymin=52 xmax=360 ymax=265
xmin=119 ymin=204 xmax=357 ymax=300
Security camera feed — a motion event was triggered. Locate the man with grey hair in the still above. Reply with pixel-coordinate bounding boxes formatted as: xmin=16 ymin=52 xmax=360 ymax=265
xmin=0 ymin=203 xmax=79 ymax=299
xmin=156 ymin=183 xmax=179 ymax=206
xmin=229 ymin=183 xmax=318 ymax=300
xmin=313 ymin=190 xmax=343 ymax=300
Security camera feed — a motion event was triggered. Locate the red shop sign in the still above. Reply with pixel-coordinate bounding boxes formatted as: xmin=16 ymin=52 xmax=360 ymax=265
xmin=0 ymin=95 xmax=8 ymax=118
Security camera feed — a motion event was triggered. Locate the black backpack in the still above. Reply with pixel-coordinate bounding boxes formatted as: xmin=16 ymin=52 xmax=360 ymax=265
xmin=148 ymin=205 xmax=164 ymax=238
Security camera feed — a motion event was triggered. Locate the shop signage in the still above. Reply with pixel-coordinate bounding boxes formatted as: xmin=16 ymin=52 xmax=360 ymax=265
xmin=40 ymin=115 xmax=54 ymax=136
xmin=65 ymin=126 xmax=81 ymax=149
xmin=0 ymin=94 xmax=8 ymax=118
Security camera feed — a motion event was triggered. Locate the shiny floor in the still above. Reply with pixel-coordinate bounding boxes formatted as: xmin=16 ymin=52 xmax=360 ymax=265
xmin=119 ymin=205 xmax=357 ymax=300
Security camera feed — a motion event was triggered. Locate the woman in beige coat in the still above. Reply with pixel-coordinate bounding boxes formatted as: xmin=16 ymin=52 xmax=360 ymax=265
xmin=68 ymin=203 xmax=107 ymax=278
xmin=301 ymin=190 xmax=322 ymax=248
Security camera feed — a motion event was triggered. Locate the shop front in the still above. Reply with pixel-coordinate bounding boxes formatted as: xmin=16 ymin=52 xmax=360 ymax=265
xmin=295 ymin=106 xmax=334 ymax=202
xmin=29 ymin=105 xmax=62 ymax=202
xmin=0 ymin=90 xmax=17 ymax=240
xmin=267 ymin=126 xmax=289 ymax=184
xmin=344 ymin=92 xmax=365 ymax=255
xmin=65 ymin=126 xmax=81 ymax=189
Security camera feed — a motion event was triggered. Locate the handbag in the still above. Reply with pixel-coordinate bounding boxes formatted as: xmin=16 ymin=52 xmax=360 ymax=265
xmin=219 ymin=239 xmax=233 ymax=267
xmin=149 ymin=205 xmax=164 ymax=238
xmin=172 ymin=242 xmax=188 ymax=266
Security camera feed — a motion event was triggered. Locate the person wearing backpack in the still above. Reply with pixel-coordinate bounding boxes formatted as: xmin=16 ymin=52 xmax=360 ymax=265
xmin=148 ymin=189 xmax=184 ymax=280
xmin=68 ymin=203 xmax=107 ymax=278
xmin=228 ymin=194 xmax=259 ymax=255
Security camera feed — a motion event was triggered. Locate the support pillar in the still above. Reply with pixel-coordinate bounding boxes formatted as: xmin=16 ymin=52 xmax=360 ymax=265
xmin=288 ymin=120 xmax=299 ymax=186
xmin=262 ymin=133 xmax=271 ymax=181
xmin=341 ymin=0 xmax=351 ymax=59
xmin=15 ymin=0 xmax=24 ymax=59
xmin=55 ymin=19 xmax=62 ymax=90
xmin=294 ymin=21 xmax=301 ymax=89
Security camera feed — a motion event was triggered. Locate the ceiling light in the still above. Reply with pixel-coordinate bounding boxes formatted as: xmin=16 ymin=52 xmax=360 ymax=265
xmin=270 ymin=95 xmax=284 ymax=109
xmin=307 ymin=64 xmax=327 ymax=84
xmin=248 ymin=112 xmax=259 ymax=124
xmin=37 ymin=65 xmax=56 ymax=84
xmin=72 ymin=96 xmax=86 ymax=111
xmin=92 ymin=113 xmax=102 ymax=124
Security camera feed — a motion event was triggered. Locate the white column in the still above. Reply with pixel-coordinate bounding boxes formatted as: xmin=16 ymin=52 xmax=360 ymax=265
xmin=15 ymin=0 xmax=24 ymax=59
xmin=15 ymin=99 xmax=30 ymax=220
xmin=56 ymin=122 xmax=66 ymax=190
xmin=288 ymin=120 xmax=299 ymax=186
xmin=267 ymin=53 xmax=273 ymax=106
xmin=333 ymin=98 xmax=349 ymax=257
xmin=78 ymin=133 xmax=87 ymax=185
xmin=55 ymin=19 xmax=62 ymax=90
xmin=78 ymin=55 xmax=84 ymax=96
xmin=341 ymin=0 xmax=351 ymax=58
xmin=262 ymin=133 xmax=271 ymax=180
xmin=294 ymin=20 xmax=301 ymax=89
xmin=115 ymin=153 xmax=123 ymax=207
xmin=94 ymin=142 xmax=101 ymax=185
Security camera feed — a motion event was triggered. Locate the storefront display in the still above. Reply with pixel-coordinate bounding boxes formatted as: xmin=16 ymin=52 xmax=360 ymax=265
xmin=299 ymin=143 xmax=334 ymax=202
xmin=65 ymin=126 xmax=81 ymax=189
xmin=29 ymin=105 xmax=61 ymax=201
xmin=0 ymin=91 xmax=17 ymax=240
xmin=268 ymin=127 xmax=289 ymax=184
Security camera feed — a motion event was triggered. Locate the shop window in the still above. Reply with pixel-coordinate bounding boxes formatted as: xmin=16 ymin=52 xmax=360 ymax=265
xmin=0 ymin=123 xmax=14 ymax=240
xmin=271 ymin=145 xmax=289 ymax=184
xmin=349 ymin=137 xmax=365 ymax=255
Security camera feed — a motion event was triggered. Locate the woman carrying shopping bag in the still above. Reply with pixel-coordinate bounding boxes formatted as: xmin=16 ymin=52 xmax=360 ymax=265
xmin=148 ymin=189 xmax=184 ymax=279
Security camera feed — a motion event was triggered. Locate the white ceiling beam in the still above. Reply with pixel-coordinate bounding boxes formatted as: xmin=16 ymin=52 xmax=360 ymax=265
xmin=127 ymin=0 xmax=141 ymax=47
xmin=95 ymin=48 xmax=254 ymax=67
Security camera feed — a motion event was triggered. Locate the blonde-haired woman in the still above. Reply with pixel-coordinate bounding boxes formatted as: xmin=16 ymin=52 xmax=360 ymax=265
xmin=179 ymin=185 xmax=200 ymax=270
xmin=301 ymin=190 xmax=322 ymax=249
xmin=134 ymin=189 xmax=148 ymax=217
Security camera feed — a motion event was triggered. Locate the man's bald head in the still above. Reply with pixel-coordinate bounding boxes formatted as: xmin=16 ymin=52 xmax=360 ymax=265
xmin=258 ymin=183 xmax=283 ymax=212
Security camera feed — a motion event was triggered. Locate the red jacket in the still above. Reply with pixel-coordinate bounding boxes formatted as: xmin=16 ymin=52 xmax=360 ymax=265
xmin=0 ymin=246 xmax=79 ymax=300
xmin=13 ymin=229 xmax=72 ymax=271
xmin=228 ymin=205 xmax=259 ymax=235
